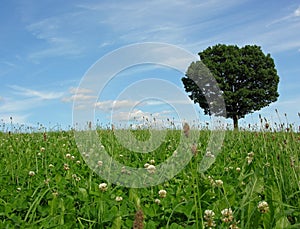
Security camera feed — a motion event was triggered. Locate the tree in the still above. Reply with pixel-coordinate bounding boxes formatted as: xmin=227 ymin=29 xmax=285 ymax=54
xmin=182 ymin=44 xmax=279 ymax=129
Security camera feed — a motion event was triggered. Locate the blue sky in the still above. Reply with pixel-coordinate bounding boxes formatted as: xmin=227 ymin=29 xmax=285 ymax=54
xmin=1 ymin=0 xmax=300 ymax=131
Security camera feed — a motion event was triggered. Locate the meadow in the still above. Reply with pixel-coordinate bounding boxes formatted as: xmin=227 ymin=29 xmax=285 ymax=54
xmin=0 ymin=122 xmax=300 ymax=228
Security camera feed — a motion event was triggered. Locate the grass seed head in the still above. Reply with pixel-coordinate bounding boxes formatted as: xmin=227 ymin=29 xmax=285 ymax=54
xmin=133 ymin=209 xmax=144 ymax=229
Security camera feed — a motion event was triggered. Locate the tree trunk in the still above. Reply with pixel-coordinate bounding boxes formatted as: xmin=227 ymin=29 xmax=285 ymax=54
xmin=233 ymin=115 xmax=238 ymax=130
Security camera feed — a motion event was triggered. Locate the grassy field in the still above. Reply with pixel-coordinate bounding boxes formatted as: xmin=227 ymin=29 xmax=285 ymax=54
xmin=0 ymin=127 xmax=299 ymax=228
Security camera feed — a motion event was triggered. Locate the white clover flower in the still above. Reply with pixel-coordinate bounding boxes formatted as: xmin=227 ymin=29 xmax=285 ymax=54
xmin=204 ymin=209 xmax=215 ymax=218
xmin=246 ymin=152 xmax=254 ymax=164
xmin=97 ymin=161 xmax=103 ymax=166
xmin=29 ymin=171 xmax=35 ymax=176
xmin=66 ymin=153 xmax=71 ymax=158
xmin=144 ymin=163 xmax=150 ymax=168
xmin=204 ymin=209 xmax=216 ymax=228
xmin=40 ymin=147 xmax=45 ymax=152
xmin=99 ymin=183 xmax=107 ymax=192
xmin=221 ymin=208 xmax=233 ymax=216
xmin=115 ymin=196 xmax=123 ymax=202
xmin=221 ymin=208 xmax=234 ymax=222
xmin=205 ymin=151 xmax=215 ymax=158
xmin=17 ymin=187 xmax=21 ymax=192
xmin=76 ymin=160 xmax=81 ymax=165
xmin=154 ymin=198 xmax=161 ymax=205
xmin=158 ymin=189 xmax=167 ymax=198
xmin=63 ymin=164 xmax=70 ymax=170
xmin=71 ymin=155 xmax=75 ymax=160
xmin=173 ymin=150 xmax=178 ymax=157
xmin=215 ymin=179 xmax=223 ymax=187
xmin=149 ymin=159 xmax=155 ymax=164
xmin=147 ymin=164 xmax=156 ymax=174
xmin=49 ymin=164 xmax=54 ymax=168
xmin=44 ymin=178 xmax=50 ymax=185
xmin=258 ymin=201 xmax=269 ymax=213
xmin=236 ymin=167 xmax=241 ymax=172
xmin=52 ymin=191 xmax=59 ymax=197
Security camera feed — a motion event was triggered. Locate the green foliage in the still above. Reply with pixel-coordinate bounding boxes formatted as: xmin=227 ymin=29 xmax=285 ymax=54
xmin=0 ymin=128 xmax=299 ymax=228
xmin=182 ymin=44 xmax=280 ymax=128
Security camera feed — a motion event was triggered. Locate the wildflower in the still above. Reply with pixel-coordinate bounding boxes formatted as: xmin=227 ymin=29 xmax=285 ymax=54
xmin=149 ymin=159 xmax=155 ymax=164
xmin=133 ymin=209 xmax=144 ymax=229
xmin=246 ymin=152 xmax=254 ymax=164
xmin=236 ymin=167 xmax=241 ymax=172
xmin=221 ymin=208 xmax=233 ymax=222
xmin=44 ymin=178 xmax=50 ymax=185
xmin=173 ymin=150 xmax=178 ymax=157
xmin=154 ymin=198 xmax=161 ymax=205
xmin=97 ymin=160 xmax=103 ymax=166
xmin=146 ymin=165 xmax=156 ymax=174
xmin=52 ymin=191 xmax=59 ymax=197
xmin=29 ymin=171 xmax=35 ymax=176
xmin=119 ymin=154 xmax=123 ymax=157
xmin=99 ymin=183 xmax=107 ymax=192
xmin=17 ymin=187 xmax=21 ymax=192
xmin=205 ymin=151 xmax=215 ymax=158
xmin=144 ymin=163 xmax=150 ymax=168
xmin=204 ymin=209 xmax=216 ymax=228
xmin=49 ymin=164 xmax=54 ymax=168
xmin=71 ymin=155 xmax=75 ymax=160
xmin=75 ymin=177 xmax=81 ymax=182
xmin=63 ymin=164 xmax=70 ymax=170
xmin=66 ymin=153 xmax=71 ymax=159
xmin=76 ymin=160 xmax=81 ymax=165
xmin=215 ymin=179 xmax=223 ymax=187
xmin=121 ymin=166 xmax=129 ymax=174
xmin=208 ymin=176 xmax=215 ymax=186
xmin=115 ymin=196 xmax=123 ymax=202
xmin=158 ymin=189 xmax=167 ymax=198
xmin=258 ymin=201 xmax=269 ymax=213
xmin=40 ymin=147 xmax=45 ymax=152
xmin=229 ymin=222 xmax=240 ymax=229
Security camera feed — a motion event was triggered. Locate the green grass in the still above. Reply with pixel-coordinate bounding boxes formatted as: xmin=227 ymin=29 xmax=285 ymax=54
xmin=0 ymin=128 xmax=299 ymax=228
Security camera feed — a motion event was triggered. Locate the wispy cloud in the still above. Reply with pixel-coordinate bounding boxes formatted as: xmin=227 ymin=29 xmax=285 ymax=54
xmin=62 ymin=87 xmax=97 ymax=103
xmin=268 ymin=5 xmax=300 ymax=26
xmin=10 ymin=85 xmax=64 ymax=100
xmin=0 ymin=85 xmax=66 ymax=125
xmin=95 ymin=100 xmax=139 ymax=111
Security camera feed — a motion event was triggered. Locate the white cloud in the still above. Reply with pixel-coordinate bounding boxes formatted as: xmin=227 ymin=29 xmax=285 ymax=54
xmin=294 ymin=6 xmax=300 ymax=17
xmin=62 ymin=87 xmax=97 ymax=103
xmin=68 ymin=87 xmax=94 ymax=95
xmin=10 ymin=85 xmax=64 ymax=100
xmin=95 ymin=100 xmax=138 ymax=111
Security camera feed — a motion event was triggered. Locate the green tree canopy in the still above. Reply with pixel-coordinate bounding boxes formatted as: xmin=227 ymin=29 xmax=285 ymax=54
xmin=182 ymin=44 xmax=280 ymax=129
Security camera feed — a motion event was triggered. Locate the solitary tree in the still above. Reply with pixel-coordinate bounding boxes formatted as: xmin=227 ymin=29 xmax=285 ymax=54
xmin=182 ymin=44 xmax=279 ymax=129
